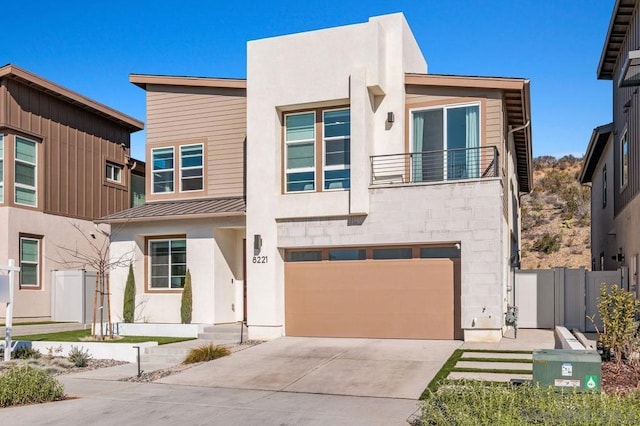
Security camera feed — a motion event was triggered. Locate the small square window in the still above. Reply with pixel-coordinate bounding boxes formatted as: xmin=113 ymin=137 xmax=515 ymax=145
xmin=105 ymin=162 xmax=123 ymax=183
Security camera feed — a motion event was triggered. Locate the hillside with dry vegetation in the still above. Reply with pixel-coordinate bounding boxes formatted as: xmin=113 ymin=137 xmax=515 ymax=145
xmin=520 ymin=155 xmax=591 ymax=269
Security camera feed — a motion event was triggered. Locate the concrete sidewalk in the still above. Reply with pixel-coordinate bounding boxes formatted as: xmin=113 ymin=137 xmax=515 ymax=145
xmin=3 ymin=377 xmax=421 ymax=426
xmin=461 ymin=329 xmax=559 ymax=351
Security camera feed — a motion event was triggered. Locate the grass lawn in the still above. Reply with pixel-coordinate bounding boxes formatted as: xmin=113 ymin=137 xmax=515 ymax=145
xmin=11 ymin=329 xmax=194 ymax=345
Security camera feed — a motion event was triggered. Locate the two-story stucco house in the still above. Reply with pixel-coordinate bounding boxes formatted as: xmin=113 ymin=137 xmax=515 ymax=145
xmin=580 ymin=0 xmax=640 ymax=293
xmin=106 ymin=13 xmax=532 ymax=342
xmin=0 ymin=64 xmax=143 ymax=322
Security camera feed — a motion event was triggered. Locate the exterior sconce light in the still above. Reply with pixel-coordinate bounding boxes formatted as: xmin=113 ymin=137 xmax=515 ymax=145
xmin=387 ymin=112 xmax=395 ymax=123
xmin=254 ymin=234 xmax=262 ymax=255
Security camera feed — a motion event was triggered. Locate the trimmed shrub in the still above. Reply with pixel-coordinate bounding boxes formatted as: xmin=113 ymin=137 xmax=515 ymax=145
xmin=596 ymin=284 xmax=640 ymax=364
xmin=68 ymin=346 xmax=92 ymax=367
xmin=183 ymin=343 xmax=230 ymax=364
xmin=0 ymin=365 xmax=65 ymax=407
xmin=123 ymin=263 xmax=136 ymax=323
xmin=181 ymin=269 xmax=193 ymax=324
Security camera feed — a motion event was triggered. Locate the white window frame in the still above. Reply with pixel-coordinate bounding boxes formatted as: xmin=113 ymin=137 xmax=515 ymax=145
xmin=284 ymin=111 xmax=316 ymax=193
xmin=148 ymin=238 xmax=187 ymax=290
xmin=409 ymin=102 xmax=482 ymax=181
xmin=322 ymin=108 xmax=351 ymax=191
xmin=179 ymin=144 xmax=204 ymax=192
xmin=620 ymin=130 xmax=629 ymax=190
xmin=151 ymin=146 xmax=175 ymax=194
xmin=19 ymin=236 xmax=40 ymax=288
xmin=14 ymin=136 xmax=38 ymax=207
xmin=0 ymin=134 xmax=4 ymax=204
xmin=105 ymin=161 xmax=123 ymax=183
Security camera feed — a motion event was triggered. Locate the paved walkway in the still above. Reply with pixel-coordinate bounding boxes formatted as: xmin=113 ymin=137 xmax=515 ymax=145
xmin=1 ymin=332 xmax=557 ymax=424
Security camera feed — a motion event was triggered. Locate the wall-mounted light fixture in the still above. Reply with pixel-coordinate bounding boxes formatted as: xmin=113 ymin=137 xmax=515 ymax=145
xmin=387 ymin=112 xmax=395 ymax=123
xmin=254 ymin=234 xmax=262 ymax=255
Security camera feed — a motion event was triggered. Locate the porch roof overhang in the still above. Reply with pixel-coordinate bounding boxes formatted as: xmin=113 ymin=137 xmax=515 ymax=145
xmin=96 ymin=197 xmax=246 ymax=224
xmin=405 ymin=73 xmax=533 ymax=193
xmin=0 ymin=64 xmax=144 ymax=132
xmin=579 ymin=123 xmax=614 ymax=184
xmin=598 ymin=0 xmax=637 ymax=80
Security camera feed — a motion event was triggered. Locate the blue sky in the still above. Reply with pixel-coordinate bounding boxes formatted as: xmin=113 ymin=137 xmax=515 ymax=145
xmin=3 ymin=1 xmax=613 ymax=161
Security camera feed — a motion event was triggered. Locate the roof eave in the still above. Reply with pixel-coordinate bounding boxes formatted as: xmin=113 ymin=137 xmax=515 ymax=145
xmin=129 ymin=74 xmax=247 ymax=90
xmin=579 ymin=123 xmax=614 ymax=184
xmin=95 ymin=210 xmax=246 ymax=224
xmin=0 ymin=64 xmax=144 ymax=131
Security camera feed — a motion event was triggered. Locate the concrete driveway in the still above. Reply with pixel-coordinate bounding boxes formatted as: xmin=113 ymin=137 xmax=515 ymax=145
xmin=159 ymin=337 xmax=461 ymax=399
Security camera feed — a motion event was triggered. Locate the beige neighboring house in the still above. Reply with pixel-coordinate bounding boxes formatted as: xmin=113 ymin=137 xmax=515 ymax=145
xmin=0 ymin=64 xmax=143 ymax=322
xmin=105 ymin=13 xmax=532 ymax=342
xmin=580 ymin=0 xmax=640 ymax=293
xmin=100 ymin=75 xmax=247 ymax=324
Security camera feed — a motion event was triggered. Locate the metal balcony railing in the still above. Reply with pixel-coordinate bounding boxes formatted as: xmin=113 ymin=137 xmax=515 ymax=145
xmin=370 ymin=146 xmax=499 ymax=186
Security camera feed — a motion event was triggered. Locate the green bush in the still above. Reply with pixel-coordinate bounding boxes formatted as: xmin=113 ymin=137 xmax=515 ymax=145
xmin=419 ymin=381 xmax=640 ymax=425
xmin=14 ymin=347 xmax=41 ymax=360
xmin=596 ymin=284 xmax=640 ymax=364
xmin=183 ymin=343 xmax=230 ymax=364
xmin=0 ymin=365 xmax=65 ymax=407
xmin=123 ymin=263 xmax=136 ymax=323
xmin=181 ymin=269 xmax=193 ymax=324
xmin=68 ymin=346 xmax=92 ymax=367
xmin=532 ymin=232 xmax=561 ymax=254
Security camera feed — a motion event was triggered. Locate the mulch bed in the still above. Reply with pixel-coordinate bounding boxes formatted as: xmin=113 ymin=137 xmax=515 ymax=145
xmin=602 ymin=361 xmax=640 ymax=394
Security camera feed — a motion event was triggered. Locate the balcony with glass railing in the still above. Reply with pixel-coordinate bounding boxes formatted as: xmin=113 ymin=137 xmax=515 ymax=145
xmin=370 ymin=146 xmax=499 ymax=186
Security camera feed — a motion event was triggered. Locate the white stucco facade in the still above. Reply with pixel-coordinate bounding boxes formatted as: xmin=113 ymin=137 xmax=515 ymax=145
xmin=245 ymin=13 xmax=523 ymax=342
xmin=108 ymin=218 xmax=245 ymax=325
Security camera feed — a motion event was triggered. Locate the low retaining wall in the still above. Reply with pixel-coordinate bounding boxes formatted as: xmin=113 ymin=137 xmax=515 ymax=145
xmin=27 ymin=341 xmax=158 ymax=362
xmin=113 ymin=323 xmax=205 ymax=338
xmin=555 ymin=326 xmax=585 ymax=350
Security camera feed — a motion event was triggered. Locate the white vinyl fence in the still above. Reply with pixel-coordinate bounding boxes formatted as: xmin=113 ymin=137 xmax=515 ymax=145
xmin=515 ymin=267 xmax=625 ymax=332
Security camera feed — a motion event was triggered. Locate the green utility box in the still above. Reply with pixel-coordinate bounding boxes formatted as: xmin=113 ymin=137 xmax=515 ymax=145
xmin=532 ymin=349 xmax=601 ymax=391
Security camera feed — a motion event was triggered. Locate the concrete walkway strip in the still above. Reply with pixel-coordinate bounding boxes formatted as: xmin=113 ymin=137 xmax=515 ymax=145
xmin=447 ymin=371 xmax=532 ymax=382
xmin=460 ymin=352 xmax=532 ymax=360
xmin=454 ymin=361 xmax=532 ymax=371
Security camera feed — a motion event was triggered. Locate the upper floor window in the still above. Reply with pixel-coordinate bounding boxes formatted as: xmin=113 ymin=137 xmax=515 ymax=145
xmin=20 ymin=236 xmax=41 ymax=288
xmin=0 ymin=134 xmax=4 ymax=203
xmin=152 ymin=147 xmax=174 ymax=193
xmin=323 ymin=109 xmax=351 ymax=190
xmin=105 ymin=161 xmax=123 ymax=183
xmin=602 ymin=164 xmax=607 ymax=208
xmin=14 ymin=136 xmax=37 ymax=206
xmin=621 ymin=131 xmax=629 ymax=189
xmin=180 ymin=144 xmax=204 ymax=192
xmin=285 ymin=112 xmax=316 ymax=192
xmin=411 ymin=104 xmax=480 ymax=182
xmin=284 ymin=107 xmax=351 ymax=193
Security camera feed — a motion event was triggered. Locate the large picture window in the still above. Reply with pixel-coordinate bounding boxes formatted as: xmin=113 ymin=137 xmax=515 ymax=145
xmin=180 ymin=144 xmax=204 ymax=191
xmin=148 ymin=238 xmax=187 ymax=289
xmin=323 ymin=109 xmax=351 ymax=190
xmin=20 ymin=236 xmax=41 ymax=287
xmin=15 ymin=136 xmax=37 ymax=206
xmin=411 ymin=104 xmax=479 ymax=182
xmin=621 ymin=131 xmax=629 ymax=189
xmin=284 ymin=107 xmax=351 ymax=193
xmin=152 ymin=147 xmax=175 ymax=193
xmin=0 ymin=134 xmax=4 ymax=203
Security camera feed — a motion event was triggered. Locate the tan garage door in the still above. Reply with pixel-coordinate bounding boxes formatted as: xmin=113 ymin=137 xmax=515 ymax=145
xmin=285 ymin=257 xmax=461 ymax=339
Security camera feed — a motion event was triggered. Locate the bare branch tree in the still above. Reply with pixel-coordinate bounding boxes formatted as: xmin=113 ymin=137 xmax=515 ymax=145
xmin=50 ymin=220 xmax=136 ymax=340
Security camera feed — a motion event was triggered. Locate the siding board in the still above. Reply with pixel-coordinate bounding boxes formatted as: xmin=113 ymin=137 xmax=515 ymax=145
xmin=2 ymin=78 xmax=134 ymax=219
xmin=145 ymin=85 xmax=246 ymax=201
